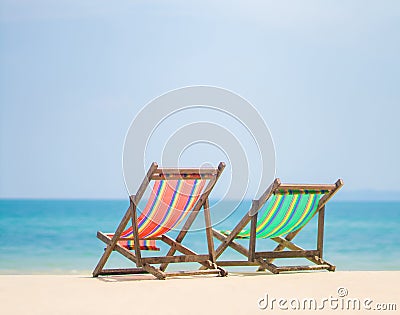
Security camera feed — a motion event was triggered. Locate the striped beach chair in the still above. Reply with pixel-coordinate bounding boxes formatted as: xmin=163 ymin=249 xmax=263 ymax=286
xmin=208 ymin=178 xmax=343 ymax=273
xmin=93 ymin=162 xmax=227 ymax=280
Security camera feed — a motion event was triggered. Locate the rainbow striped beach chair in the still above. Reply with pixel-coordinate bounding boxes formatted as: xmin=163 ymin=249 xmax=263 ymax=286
xmin=208 ymin=178 xmax=343 ymax=273
xmin=93 ymin=162 xmax=227 ymax=280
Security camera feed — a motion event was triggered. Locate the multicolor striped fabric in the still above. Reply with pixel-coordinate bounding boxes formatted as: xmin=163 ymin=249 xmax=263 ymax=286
xmin=221 ymin=191 xmax=326 ymax=239
xmin=110 ymin=179 xmax=206 ymax=251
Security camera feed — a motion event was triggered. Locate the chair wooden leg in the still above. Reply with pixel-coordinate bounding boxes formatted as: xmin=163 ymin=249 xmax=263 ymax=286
xmin=317 ymin=206 xmax=325 ymax=259
xmin=92 ymin=205 xmax=133 ymax=277
xmin=142 ymin=264 xmax=166 ymax=280
xmin=248 ymin=213 xmax=258 ymax=262
xmin=204 ymin=199 xmax=216 ymax=263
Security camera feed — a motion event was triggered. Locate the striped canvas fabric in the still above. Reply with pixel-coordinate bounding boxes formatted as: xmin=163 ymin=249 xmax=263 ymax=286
xmin=221 ymin=190 xmax=327 ymax=239
xmin=110 ymin=179 xmax=206 ymax=251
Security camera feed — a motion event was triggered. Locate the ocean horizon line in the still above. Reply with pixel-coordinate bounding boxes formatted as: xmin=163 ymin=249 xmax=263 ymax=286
xmin=2 ymin=188 xmax=400 ymax=201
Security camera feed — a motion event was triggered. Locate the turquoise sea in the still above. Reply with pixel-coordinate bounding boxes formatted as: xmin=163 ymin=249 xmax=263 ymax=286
xmin=0 ymin=199 xmax=399 ymax=274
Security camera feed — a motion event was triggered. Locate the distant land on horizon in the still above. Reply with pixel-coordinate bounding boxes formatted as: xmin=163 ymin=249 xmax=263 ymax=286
xmin=333 ymin=190 xmax=400 ymax=201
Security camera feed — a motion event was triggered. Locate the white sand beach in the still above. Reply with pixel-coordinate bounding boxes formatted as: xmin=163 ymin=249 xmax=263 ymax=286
xmin=0 ymin=271 xmax=398 ymax=314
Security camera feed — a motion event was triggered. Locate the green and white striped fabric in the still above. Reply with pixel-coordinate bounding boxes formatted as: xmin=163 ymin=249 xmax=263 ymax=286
xmin=221 ymin=190 xmax=327 ymax=239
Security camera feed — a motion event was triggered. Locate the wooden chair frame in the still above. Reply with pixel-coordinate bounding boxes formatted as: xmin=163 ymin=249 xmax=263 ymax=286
xmin=207 ymin=178 xmax=344 ymax=273
xmin=93 ymin=162 xmax=227 ymax=280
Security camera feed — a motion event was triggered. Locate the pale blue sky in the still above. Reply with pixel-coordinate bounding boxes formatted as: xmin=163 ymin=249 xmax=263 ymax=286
xmin=1 ymin=1 xmax=399 ymax=199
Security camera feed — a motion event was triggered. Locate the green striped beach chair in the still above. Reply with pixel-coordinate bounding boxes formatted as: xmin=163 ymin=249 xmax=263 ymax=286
xmin=209 ymin=178 xmax=343 ymax=273
xmin=93 ymin=162 xmax=227 ymax=280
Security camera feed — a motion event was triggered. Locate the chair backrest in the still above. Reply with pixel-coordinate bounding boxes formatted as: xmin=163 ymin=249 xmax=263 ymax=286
xmin=117 ymin=178 xmax=206 ymax=250
xmin=137 ymin=178 xmax=207 ymax=238
xmin=117 ymin=163 xmax=225 ymax=250
xmin=132 ymin=163 xmax=224 ymax=237
xmin=238 ymin=180 xmax=342 ymax=239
